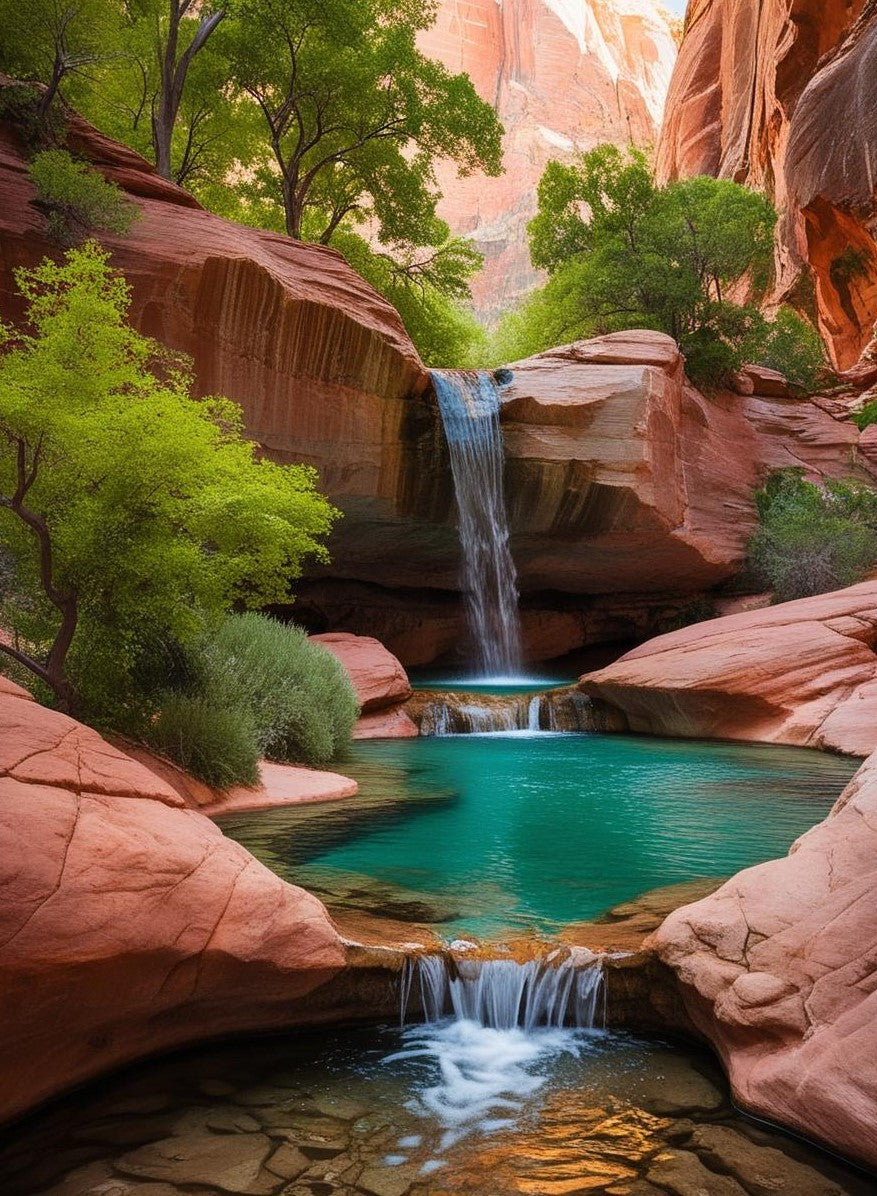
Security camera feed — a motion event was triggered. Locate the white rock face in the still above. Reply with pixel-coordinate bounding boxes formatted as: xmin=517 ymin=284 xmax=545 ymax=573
xmin=420 ymin=0 xmax=678 ymax=323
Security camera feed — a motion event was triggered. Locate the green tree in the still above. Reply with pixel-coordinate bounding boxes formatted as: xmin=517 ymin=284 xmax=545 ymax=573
xmin=0 ymin=242 xmax=338 ymax=717
xmin=224 ymin=0 xmax=503 ymax=243
xmin=512 ymin=144 xmax=823 ymax=384
xmin=0 ymin=0 xmax=120 ymax=123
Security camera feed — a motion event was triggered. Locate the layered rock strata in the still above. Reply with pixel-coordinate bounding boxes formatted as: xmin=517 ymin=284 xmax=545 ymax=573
xmin=657 ymin=0 xmax=877 ymax=370
xmin=420 ymin=0 xmax=677 ymax=322
xmin=580 ymin=580 xmax=877 ymax=757
xmin=650 ymin=748 xmax=877 ymax=1170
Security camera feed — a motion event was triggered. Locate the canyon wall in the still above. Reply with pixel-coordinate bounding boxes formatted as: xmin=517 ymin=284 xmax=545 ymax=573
xmin=657 ymin=0 xmax=877 ymax=370
xmin=420 ymin=0 xmax=677 ymax=324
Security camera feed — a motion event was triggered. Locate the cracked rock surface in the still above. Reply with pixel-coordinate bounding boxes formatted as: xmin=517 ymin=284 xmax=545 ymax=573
xmin=0 ymin=677 xmax=345 ymax=1123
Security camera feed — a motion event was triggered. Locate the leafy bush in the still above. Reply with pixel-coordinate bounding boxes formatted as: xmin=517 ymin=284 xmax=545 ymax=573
xmin=29 ymin=150 xmax=138 ymax=244
xmin=186 ymin=612 xmax=359 ymax=769
xmin=747 ymin=469 xmax=877 ymax=602
xmin=147 ymin=693 xmax=261 ymax=788
xmin=853 ymin=399 xmax=877 ymax=431
xmin=755 ymin=307 xmax=826 ymax=391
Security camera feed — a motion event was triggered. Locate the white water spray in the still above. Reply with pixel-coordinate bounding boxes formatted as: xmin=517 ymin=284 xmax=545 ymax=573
xmin=386 ymin=953 xmax=606 ymax=1164
xmin=432 ymin=371 xmax=522 ymax=676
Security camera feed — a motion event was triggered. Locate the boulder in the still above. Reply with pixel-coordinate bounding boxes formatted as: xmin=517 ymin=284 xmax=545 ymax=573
xmin=0 ymin=680 xmax=345 ymax=1123
xmin=580 ymin=580 xmax=877 ymax=757
xmin=309 ymin=632 xmax=412 ymax=712
xmin=649 ymin=748 xmax=877 ymax=1170
xmin=656 ymin=1 xmax=877 ymax=370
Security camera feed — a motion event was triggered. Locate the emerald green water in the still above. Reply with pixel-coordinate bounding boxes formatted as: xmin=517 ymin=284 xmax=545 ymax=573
xmin=219 ymin=733 xmax=857 ymax=938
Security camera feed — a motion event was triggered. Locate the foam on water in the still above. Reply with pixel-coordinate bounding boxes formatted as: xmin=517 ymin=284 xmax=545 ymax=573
xmin=384 ymin=954 xmax=606 ymax=1158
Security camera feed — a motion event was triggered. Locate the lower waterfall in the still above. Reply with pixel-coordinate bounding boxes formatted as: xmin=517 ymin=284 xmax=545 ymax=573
xmin=388 ymin=952 xmax=606 ymax=1156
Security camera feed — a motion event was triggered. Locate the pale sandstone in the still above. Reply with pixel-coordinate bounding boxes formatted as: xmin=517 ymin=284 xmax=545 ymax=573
xmin=581 ymin=580 xmax=877 ymax=756
xmin=421 ymin=0 xmax=677 ymax=323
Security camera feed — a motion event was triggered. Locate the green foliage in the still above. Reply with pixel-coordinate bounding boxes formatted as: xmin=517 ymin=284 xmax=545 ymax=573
xmin=147 ymin=692 xmax=261 ymax=788
xmin=225 ymin=0 xmax=503 ymax=245
xmin=853 ymin=400 xmax=877 ymax=431
xmin=756 ymin=307 xmax=826 ymax=390
xmin=0 ymin=0 xmax=120 ymax=121
xmin=501 ymin=144 xmax=828 ymax=386
xmin=748 ymin=469 xmax=877 ymax=602
xmin=186 ymin=612 xmax=359 ymax=766
xmin=0 ymin=243 xmax=339 ymax=719
xmin=332 ymin=228 xmax=487 ymax=367
xmin=29 ymin=149 xmax=138 ymax=243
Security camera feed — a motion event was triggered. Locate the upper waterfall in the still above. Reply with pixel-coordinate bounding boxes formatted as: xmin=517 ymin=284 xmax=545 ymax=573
xmin=432 ymin=371 xmax=522 ymax=677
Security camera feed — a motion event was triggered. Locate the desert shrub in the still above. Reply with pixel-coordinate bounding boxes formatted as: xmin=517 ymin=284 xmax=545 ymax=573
xmin=190 ymin=612 xmax=359 ymax=766
xmin=747 ymin=469 xmax=877 ymax=602
xmin=29 ymin=149 xmax=137 ymax=243
xmin=147 ymin=692 xmax=261 ymax=788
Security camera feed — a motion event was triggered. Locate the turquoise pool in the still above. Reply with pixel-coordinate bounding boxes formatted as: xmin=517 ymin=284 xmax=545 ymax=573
xmin=219 ymin=733 xmax=857 ymax=938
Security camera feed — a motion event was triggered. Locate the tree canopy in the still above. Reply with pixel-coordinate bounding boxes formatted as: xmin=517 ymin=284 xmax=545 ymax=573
xmin=498 ymin=144 xmax=823 ymax=385
xmin=0 ymin=243 xmax=338 ymax=719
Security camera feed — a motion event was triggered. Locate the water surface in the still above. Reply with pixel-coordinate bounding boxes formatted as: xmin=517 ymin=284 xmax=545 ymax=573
xmin=220 ymin=733 xmax=856 ymax=938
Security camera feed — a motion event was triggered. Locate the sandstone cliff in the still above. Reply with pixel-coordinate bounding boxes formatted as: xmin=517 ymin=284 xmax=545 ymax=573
xmin=657 ymin=0 xmax=877 ymax=370
xmin=421 ymin=0 xmax=677 ymax=323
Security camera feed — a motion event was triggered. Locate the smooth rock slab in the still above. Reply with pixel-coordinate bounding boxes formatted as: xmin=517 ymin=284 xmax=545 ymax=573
xmin=116 ymin=1132 xmax=274 ymax=1193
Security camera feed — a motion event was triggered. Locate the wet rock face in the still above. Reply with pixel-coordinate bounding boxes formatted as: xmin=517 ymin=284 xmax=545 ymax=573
xmin=419 ymin=0 xmax=677 ymax=324
xmin=581 ymin=580 xmax=877 ymax=757
xmin=650 ymin=747 xmax=877 ymax=1171
xmin=657 ymin=1 xmax=877 ymax=369
xmin=0 ymin=679 xmax=346 ymax=1123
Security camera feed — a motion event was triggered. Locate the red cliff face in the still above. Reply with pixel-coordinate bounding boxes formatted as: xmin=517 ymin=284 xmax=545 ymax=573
xmin=420 ymin=0 xmax=678 ymax=324
xmin=657 ymin=0 xmax=877 ymax=370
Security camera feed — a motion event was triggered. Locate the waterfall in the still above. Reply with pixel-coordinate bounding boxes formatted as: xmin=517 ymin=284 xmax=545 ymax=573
xmin=400 ymin=952 xmax=605 ymax=1031
xmin=388 ymin=951 xmax=605 ymax=1161
xmin=417 ymin=690 xmax=597 ymax=735
xmin=432 ymin=371 xmax=522 ymax=676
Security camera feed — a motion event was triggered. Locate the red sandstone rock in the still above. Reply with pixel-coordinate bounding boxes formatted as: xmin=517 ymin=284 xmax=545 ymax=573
xmin=124 ymin=745 xmax=359 ymax=816
xmin=500 ymin=331 xmax=872 ymax=595
xmin=309 ymin=632 xmax=412 ymax=712
xmin=581 ymin=581 xmax=877 ymax=756
xmin=657 ymin=1 xmax=877 ymax=370
xmin=352 ymin=707 xmax=419 ymax=740
xmin=0 ymin=97 xmax=432 ymax=594
xmin=0 ymin=683 xmax=345 ymax=1123
xmin=650 ymin=750 xmax=877 ymax=1169
xmin=420 ymin=0 xmax=677 ymax=323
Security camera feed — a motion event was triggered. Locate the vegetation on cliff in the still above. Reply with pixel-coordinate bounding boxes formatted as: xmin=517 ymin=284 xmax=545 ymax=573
xmin=0 ymin=244 xmax=338 ymax=733
xmin=0 ymin=0 xmax=502 ymax=367
xmin=494 ymin=145 xmax=825 ymax=386
xmin=748 ymin=469 xmax=877 ymax=602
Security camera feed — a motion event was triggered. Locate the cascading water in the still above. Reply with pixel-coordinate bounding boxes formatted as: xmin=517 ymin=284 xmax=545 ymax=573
xmin=384 ymin=952 xmax=606 ymax=1164
xmin=432 ymin=371 xmax=522 ymax=676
